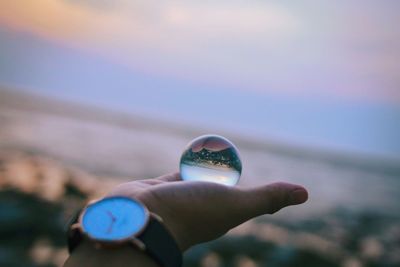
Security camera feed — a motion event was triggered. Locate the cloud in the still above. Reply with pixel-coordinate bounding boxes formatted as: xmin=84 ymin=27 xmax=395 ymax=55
xmin=0 ymin=0 xmax=399 ymax=104
xmin=63 ymin=0 xmax=116 ymax=10
xmin=163 ymin=3 xmax=300 ymax=35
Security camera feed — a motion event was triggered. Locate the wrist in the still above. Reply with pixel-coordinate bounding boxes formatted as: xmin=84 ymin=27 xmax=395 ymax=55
xmin=137 ymin=200 xmax=189 ymax=252
xmin=64 ymin=239 xmax=160 ymax=267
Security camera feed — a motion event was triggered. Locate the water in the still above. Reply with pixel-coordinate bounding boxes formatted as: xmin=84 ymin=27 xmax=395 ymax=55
xmin=179 ymin=135 xmax=242 ymax=186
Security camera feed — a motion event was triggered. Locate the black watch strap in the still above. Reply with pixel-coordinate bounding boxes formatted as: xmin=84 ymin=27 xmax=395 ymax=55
xmin=66 ymin=208 xmax=83 ymax=254
xmin=138 ymin=216 xmax=182 ymax=267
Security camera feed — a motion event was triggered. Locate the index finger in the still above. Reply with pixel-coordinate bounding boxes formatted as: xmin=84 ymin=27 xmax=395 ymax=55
xmin=152 ymin=172 xmax=182 ymax=182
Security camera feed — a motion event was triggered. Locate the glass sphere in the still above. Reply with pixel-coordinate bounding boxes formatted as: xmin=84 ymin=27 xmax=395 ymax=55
xmin=180 ymin=135 xmax=242 ymax=186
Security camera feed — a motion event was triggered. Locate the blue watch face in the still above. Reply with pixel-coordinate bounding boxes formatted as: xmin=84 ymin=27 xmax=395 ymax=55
xmin=81 ymin=197 xmax=148 ymax=241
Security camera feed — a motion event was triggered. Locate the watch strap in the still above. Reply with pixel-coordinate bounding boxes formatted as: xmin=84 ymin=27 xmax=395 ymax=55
xmin=138 ymin=216 xmax=182 ymax=267
xmin=66 ymin=208 xmax=83 ymax=253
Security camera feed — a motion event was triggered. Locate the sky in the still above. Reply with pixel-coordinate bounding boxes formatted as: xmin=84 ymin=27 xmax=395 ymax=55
xmin=0 ymin=0 xmax=399 ymax=160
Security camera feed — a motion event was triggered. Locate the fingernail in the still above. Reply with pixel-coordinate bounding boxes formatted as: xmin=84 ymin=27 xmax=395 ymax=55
xmin=289 ymin=188 xmax=308 ymax=204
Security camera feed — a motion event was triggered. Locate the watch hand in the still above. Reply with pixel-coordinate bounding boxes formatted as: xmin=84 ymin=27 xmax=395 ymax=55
xmin=106 ymin=221 xmax=114 ymax=234
xmin=107 ymin=211 xmax=116 ymax=221
xmin=106 ymin=211 xmax=116 ymax=234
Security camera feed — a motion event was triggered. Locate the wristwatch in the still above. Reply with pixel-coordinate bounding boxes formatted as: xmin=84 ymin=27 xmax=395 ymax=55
xmin=67 ymin=196 xmax=182 ymax=267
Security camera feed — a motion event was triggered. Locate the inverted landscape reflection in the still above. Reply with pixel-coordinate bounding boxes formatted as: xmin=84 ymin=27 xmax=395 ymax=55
xmin=180 ymin=135 xmax=242 ymax=186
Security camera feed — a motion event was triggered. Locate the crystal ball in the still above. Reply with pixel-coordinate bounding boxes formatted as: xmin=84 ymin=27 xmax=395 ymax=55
xmin=180 ymin=135 xmax=242 ymax=186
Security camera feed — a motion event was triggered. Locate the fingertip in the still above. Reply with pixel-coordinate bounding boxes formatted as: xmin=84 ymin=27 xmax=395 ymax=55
xmin=289 ymin=187 xmax=308 ymax=205
xmin=171 ymin=172 xmax=182 ymax=181
xmin=155 ymin=172 xmax=182 ymax=182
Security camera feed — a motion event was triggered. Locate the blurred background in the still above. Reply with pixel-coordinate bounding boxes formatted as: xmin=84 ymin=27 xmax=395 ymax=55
xmin=0 ymin=1 xmax=399 ymax=266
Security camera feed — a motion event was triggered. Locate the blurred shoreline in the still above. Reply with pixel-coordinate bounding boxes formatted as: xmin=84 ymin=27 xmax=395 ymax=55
xmin=1 ymin=88 xmax=399 ymax=168
xmin=1 ymin=88 xmax=400 ymax=267
xmin=1 ymin=88 xmax=399 ymax=217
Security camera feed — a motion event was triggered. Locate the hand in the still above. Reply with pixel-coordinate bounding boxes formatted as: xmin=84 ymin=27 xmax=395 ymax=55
xmin=108 ymin=172 xmax=308 ymax=251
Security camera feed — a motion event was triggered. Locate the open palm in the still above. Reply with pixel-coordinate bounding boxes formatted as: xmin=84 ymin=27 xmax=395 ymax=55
xmin=108 ymin=172 xmax=308 ymax=251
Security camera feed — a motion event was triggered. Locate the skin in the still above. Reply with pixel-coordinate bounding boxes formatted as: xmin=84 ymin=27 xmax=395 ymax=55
xmin=64 ymin=172 xmax=308 ymax=267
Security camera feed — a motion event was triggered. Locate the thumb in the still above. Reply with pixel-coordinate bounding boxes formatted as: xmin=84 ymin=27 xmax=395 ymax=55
xmin=237 ymin=182 xmax=308 ymax=218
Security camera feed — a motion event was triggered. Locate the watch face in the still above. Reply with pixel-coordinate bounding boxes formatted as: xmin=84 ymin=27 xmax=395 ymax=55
xmin=81 ymin=196 xmax=148 ymax=241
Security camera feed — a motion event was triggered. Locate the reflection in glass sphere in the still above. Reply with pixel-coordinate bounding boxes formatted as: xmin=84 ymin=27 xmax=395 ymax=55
xmin=180 ymin=135 xmax=242 ymax=186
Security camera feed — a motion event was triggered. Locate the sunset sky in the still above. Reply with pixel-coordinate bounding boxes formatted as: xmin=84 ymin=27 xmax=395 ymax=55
xmin=0 ymin=0 xmax=399 ymax=159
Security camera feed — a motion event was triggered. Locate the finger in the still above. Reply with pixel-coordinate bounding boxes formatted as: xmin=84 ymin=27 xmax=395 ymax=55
xmin=111 ymin=173 xmax=182 ymax=188
xmin=152 ymin=172 xmax=182 ymax=182
xmin=239 ymin=182 xmax=308 ymax=217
